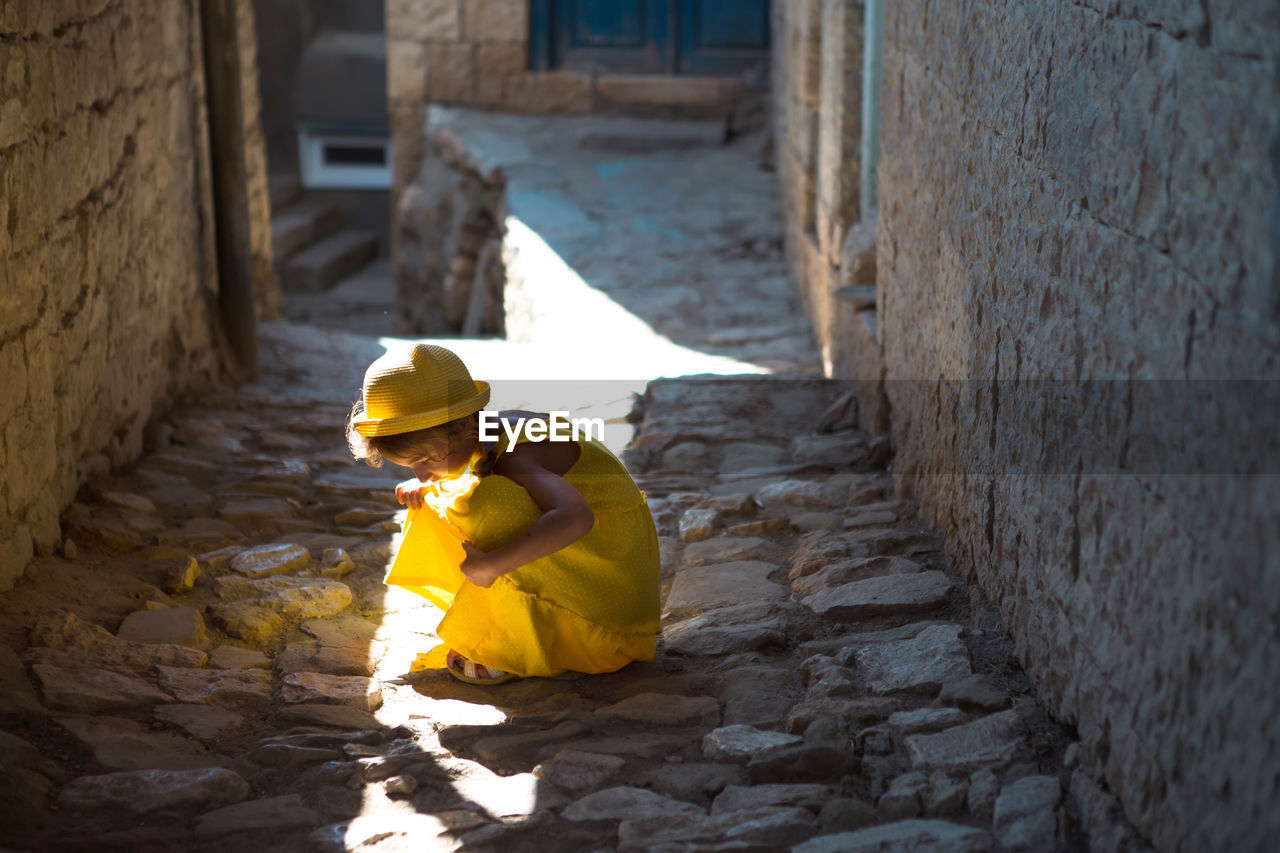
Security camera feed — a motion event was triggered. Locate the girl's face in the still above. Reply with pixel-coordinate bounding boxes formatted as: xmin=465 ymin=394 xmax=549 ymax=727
xmin=384 ymin=436 xmax=479 ymax=483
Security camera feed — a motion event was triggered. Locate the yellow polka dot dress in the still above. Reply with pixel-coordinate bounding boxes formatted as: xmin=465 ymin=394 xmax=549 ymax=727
xmin=383 ymin=427 xmax=661 ymax=677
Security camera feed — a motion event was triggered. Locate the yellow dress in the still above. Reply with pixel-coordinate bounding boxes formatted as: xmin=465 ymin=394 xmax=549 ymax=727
xmin=384 ymin=427 xmax=661 ymax=677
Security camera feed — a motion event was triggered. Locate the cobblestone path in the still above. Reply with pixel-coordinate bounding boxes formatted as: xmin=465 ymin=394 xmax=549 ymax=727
xmin=0 ymin=328 xmax=1131 ymax=851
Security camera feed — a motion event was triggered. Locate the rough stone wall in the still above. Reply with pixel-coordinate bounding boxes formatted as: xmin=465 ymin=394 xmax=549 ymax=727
xmin=392 ymin=119 xmax=506 ymax=338
xmin=873 ymin=2 xmax=1280 ymax=851
xmin=772 ymin=0 xmax=884 ymax=435
xmin=0 ymin=0 xmax=270 ymax=587
xmin=238 ymin=0 xmax=279 ymax=322
xmin=772 ymin=0 xmax=824 ymax=342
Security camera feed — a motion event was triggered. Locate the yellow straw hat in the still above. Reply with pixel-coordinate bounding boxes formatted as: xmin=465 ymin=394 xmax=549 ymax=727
xmin=353 ymin=344 xmax=490 ymax=437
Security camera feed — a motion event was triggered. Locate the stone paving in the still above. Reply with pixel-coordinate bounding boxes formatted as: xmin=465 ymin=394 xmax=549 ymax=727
xmin=0 ymin=336 xmax=1119 ymax=852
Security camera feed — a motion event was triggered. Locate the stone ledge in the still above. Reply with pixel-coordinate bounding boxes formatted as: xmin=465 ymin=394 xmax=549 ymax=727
xmin=595 ymin=74 xmax=742 ymax=110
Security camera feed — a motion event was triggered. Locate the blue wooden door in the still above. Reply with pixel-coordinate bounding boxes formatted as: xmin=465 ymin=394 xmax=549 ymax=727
xmin=530 ymin=0 xmax=769 ymax=75
xmin=675 ymin=0 xmax=770 ymax=74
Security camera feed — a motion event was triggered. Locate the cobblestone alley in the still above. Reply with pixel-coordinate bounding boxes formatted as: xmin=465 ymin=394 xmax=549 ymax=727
xmin=4 ymin=2 xmax=1274 ymax=851
xmin=0 ymin=111 xmax=1148 ymax=850
xmin=1 ymin=333 xmax=1132 ymax=852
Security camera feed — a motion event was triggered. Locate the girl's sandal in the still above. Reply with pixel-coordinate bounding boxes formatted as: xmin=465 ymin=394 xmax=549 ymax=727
xmin=446 ymin=649 xmax=517 ymax=685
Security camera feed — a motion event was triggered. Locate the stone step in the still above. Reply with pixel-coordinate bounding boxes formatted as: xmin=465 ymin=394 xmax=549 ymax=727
xmin=271 ymin=203 xmax=341 ymax=263
xmin=268 ymin=173 xmax=301 ymax=211
xmin=281 ymin=229 xmax=377 ymax=291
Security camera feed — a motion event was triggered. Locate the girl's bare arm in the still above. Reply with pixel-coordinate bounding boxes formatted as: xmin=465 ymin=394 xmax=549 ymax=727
xmin=460 ymin=445 xmax=593 ymax=587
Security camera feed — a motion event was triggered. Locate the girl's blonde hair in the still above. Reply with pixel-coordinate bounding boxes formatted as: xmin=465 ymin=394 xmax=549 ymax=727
xmin=346 ymin=400 xmax=480 ymax=468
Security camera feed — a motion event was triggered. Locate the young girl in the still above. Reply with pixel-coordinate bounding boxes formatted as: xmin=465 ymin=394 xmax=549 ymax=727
xmin=346 ymin=343 xmax=661 ymax=685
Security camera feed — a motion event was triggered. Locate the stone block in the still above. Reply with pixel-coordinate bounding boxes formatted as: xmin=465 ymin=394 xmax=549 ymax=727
xmin=473 ymin=42 xmax=526 ymax=107
xmin=595 ymin=693 xmax=720 ymax=728
xmin=678 ymin=507 xmax=720 ymax=542
xmin=156 ymin=666 xmax=273 ymax=709
xmin=713 ymin=783 xmax=836 ymax=815
xmin=503 ymin=72 xmax=593 ymax=114
xmin=792 ymin=554 xmax=924 ymax=597
xmin=462 ymin=0 xmax=528 ymax=43
xmin=280 ymin=671 xmax=382 ymax=711
xmin=276 ymin=640 xmax=371 ymax=677
xmin=533 ymin=749 xmax=625 ymax=793
xmin=802 ymin=570 xmax=953 ymax=618
xmin=58 ymin=767 xmax=250 ymax=816
xmin=596 ymin=75 xmax=741 ymax=108
xmin=274 ymin=703 xmax=381 ymax=731
xmin=938 ymin=674 xmax=1011 ymax=712
xmin=281 ymin=229 xmax=377 ymax=291
xmin=662 ymin=604 xmax=787 ymax=656
xmin=721 ymin=665 xmax=802 ymax=728
xmin=793 ymin=819 xmax=992 ymax=853
xmin=663 ymin=560 xmax=784 ymax=619
xmin=117 ymin=607 xmax=211 ymax=650
xmin=563 ymin=786 xmax=703 ymax=822
xmin=0 ymin=645 xmax=42 ymax=714
xmin=853 ymin=624 xmax=972 ymax=695
xmin=839 ymin=218 xmax=876 ymax=287
xmin=786 ymin=696 xmax=899 ymax=735
xmin=790 ymin=532 xmax=874 ymax=579
xmin=904 ymin=709 xmax=1023 ymax=774
xmin=877 ymin=771 xmax=928 ymax=821
xmin=681 ymin=536 xmax=769 ymax=565
xmin=388 ymin=39 xmax=428 ymax=109
xmin=155 ymin=704 xmax=247 ymax=741
xmin=214 ymin=575 xmax=352 ymax=620
xmin=229 ymin=543 xmax=310 ymax=577
xmin=994 ymin=776 xmax=1063 ymax=852
xmin=33 ymin=663 xmax=172 ymax=713
xmin=427 ymin=42 xmax=474 ymax=103
xmin=619 ymin=806 xmax=816 ymax=851
xmin=967 ymin=768 xmax=1000 ymax=819
xmin=196 ymin=794 xmax=321 ymax=837
xmin=641 ymin=762 xmax=747 ymax=802
xmin=702 ymin=725 xmax=803 ymax=762
xmin=388 ymin=0 xmax=459 ymax=42
xmin=53 ymin=714 xmax=212 ymax=770
xmin=207 ymin=602 xmax=286 ymax=646
xmin=887 ymin=707 xmax=969 ymax=735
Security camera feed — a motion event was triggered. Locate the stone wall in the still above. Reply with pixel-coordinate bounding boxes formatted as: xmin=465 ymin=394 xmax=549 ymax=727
xmin=239 ymin=0 xmax=279 ymax=322
xmin=772 ymin=0 xmax=887 ymax=431
xmin=876 ymin=3 xmax=1280 ymax=849
xmin=773 ymin=0 xmax=1279 ymax=850
xmin=392 ymin=110 xmax=507 ymax=337
xmin=0 ymin=0 xmax=274 ymax=587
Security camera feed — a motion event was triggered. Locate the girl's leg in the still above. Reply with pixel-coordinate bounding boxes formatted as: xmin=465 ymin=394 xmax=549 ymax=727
xmin=445 ymin=649 xmax=517 ymax=685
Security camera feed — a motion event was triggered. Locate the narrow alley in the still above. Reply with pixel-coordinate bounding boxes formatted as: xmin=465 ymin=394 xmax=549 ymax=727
xmin=0 ymin=107 xmax=1136 ymax=853
xmin=2 ymin=2 xmax=1274 ymax=852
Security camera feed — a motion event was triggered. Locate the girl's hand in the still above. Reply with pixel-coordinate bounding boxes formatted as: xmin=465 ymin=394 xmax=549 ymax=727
xmin=395 ymin=479 xmax=427 ymax=509
xmin=460 ymin=541 xmax=508 ymax=588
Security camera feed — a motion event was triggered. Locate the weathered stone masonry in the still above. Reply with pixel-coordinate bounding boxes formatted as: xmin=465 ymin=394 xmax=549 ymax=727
xmin=776 ymin=0 xmax=1280 ymax=851
xmin=0 ymin=0 xmax=274 ymax=587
